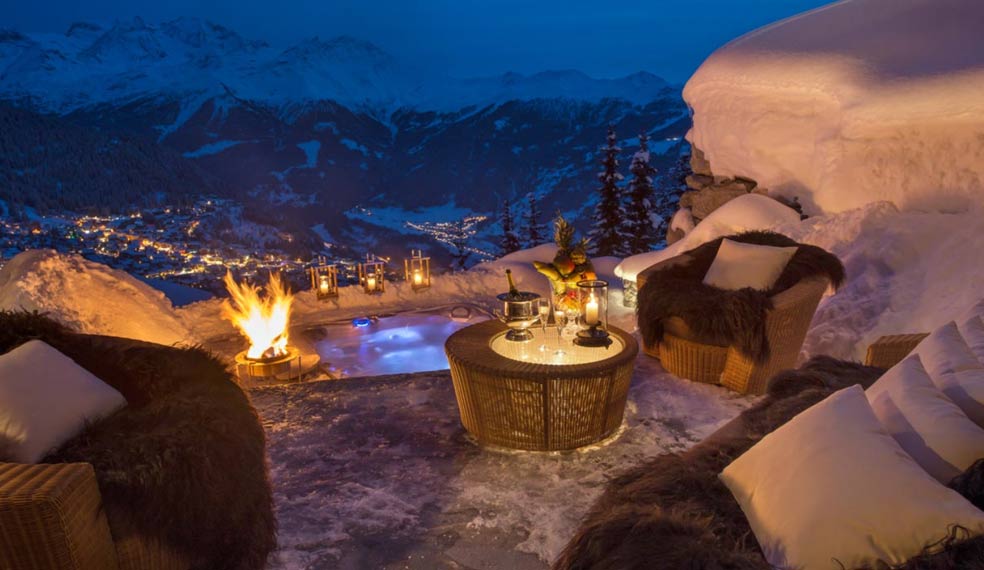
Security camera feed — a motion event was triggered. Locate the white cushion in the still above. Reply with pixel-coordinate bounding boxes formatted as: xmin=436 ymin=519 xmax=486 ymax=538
xmin=930 ymin=369 xmax=984 ymax=428
xmin=0 ymin=340 xmax=126 ymax=463
xmin=702 ymin=238 xmax=797 ymax=291
xmin=866 ymin=355 xmax=984 ymax=483
xmin=720 ymin=385 xmax=984 ymax=570
xmin=958 ymin=315 xmax=984 ymax=363
xmin=916 ymin=321 xmax=982 ymax=377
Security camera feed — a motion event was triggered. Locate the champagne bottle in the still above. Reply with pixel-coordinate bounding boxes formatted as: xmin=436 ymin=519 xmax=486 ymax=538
xmin=505 ymin=269 xmax=521 ymax=299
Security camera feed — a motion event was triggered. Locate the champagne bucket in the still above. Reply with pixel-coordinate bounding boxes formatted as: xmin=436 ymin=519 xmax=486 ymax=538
xmin=495 ymin=291 xmax=541 ymax=342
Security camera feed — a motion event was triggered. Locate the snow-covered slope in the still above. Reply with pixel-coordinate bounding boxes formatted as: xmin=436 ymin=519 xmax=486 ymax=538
xmin=0 ymin=18 xmax=671 ymax=117
xmin=0 ymin=249 xmax=190 ymax=345
xmin=683 ymin=0 xmax=984 ymax=214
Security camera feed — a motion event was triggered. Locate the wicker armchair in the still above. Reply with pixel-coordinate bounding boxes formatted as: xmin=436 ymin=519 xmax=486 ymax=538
xmin=637 ymin=254 xmax=830 ymax=395
xmin=0 ymin=323 xmax=274 ymax=570
xmin=0 ymin=462 xmax=186 ymax=570
xmin=864 ymin=333 xmax=929 ymax=369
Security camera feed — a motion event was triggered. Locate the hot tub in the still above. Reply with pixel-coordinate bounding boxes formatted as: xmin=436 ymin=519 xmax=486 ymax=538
xmin=305 ymin=304 xmax=491 ymax=378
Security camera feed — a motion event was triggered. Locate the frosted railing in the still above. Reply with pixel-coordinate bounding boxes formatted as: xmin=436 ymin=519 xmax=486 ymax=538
xmin=489 ymin=328 xmax=624 ymax=365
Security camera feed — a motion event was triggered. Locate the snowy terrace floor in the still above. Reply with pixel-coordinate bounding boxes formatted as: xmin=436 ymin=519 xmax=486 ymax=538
xmin=251 ymin=339 xmax=752 ymax=569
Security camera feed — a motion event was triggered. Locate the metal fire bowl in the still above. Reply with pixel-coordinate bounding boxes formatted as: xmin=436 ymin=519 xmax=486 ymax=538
xmin=235 ymin=347 xmax=320 ymax=383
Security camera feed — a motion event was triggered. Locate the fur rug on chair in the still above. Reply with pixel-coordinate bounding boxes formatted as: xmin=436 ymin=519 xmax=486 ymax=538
xmin=0 ymin=311 xmax=276 ymax=570
xmin=552 ymin=356 xmax=984 ymax=570
xmin=636 ymin=231 xmax=845 ymax=363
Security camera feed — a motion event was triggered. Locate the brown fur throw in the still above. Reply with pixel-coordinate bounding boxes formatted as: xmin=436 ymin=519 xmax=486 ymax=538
xmin=636 ymin=231 xmax=845 ymax=363
xmin=553 ymin=356 xmax=984 ymax=570
xmin=951 ymin=459 xmax=984 ymax=512
xmin=0 ymin=311 xmax=276 ymax=570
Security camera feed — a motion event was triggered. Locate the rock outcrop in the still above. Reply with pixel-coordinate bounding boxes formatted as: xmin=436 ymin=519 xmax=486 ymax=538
xmin=676 ymin=146 xmax=781 ymax=224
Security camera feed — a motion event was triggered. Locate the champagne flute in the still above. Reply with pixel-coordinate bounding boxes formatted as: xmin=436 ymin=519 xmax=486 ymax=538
xmin=553 ymin=307 xmax=567 ymax=357
xmin=563 ymin=308 xmax=580 ymax=351
xmin=538 ymin=298 xmax=552 ymax=352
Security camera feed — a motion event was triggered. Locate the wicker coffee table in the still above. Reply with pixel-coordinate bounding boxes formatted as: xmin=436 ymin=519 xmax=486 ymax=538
xmin=445 ymin=320 xmax=638 ymax=451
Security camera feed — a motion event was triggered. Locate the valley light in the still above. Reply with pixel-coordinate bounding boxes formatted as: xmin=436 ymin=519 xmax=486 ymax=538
xmin=404 ymin=249 xmax=431 ymax=292
xmin=309 ymin=256 xmax=339 ymax=301
xmin=358 ymin=254 xmax=386 ymax=295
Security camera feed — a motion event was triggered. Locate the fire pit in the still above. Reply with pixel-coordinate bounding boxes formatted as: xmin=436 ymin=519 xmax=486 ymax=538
xmin=234 ymin=347 xmax=305 ymax=383
xmin=223 ymin=271 xmax=320 ymax=384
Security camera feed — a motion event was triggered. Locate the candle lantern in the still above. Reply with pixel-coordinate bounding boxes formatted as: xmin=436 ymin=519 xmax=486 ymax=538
xmin=404 ymin=249 xmax=431 ymax=291
xmin=574 ymin=279 xmax=611 ymax=348
xmin=357 ymin=254 xmax=386 ymax=295
xmin=309 ymin=257 xmax=339 ymax=301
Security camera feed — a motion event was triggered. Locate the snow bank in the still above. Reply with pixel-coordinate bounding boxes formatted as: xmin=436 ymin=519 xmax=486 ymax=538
xmin=684 ymin=0 xmax=984 ymax=214
xmin=0 ymin=250 xmax=190 ymax=345
xmin=778 ymin=203 xmax=984 ymax=360
xmin=616 ymin=194 xmax=800 ymax=281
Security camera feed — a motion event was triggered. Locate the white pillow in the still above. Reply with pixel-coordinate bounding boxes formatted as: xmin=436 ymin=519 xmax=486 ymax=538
xmin=720 ymin=385 xmax=984 ymax=570
xmin=958 ymin=315 xmax=984 ymax=363
xmin=0 ymin=340 xmax=126 ymax=463
xmin=866 ymin=355 xmax=984 ymax=483
xmin=930 ymin=369 xmax=984 ymax=428
xmin=916 ymin=321 xmax=982 ymax=377
xmin=702 ymin=239 xmax=797 ymax=291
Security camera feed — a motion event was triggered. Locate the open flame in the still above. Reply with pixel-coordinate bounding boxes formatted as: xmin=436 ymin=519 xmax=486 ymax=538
xmin=222 ymin=271 xmax=294 ymax=360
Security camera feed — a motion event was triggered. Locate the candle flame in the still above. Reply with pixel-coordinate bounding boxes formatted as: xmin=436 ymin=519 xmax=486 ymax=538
xmin=222 ymin=271 xmax=294 ymax=360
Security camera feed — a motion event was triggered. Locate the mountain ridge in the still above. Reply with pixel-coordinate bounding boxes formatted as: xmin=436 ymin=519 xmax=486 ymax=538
xmin=0 ymin=17 xmax=673 ymax=118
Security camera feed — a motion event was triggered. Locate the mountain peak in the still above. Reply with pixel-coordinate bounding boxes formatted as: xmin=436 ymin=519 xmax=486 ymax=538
xmin=65 ymin=22 xmax=104 ymax=38
xmin=280 ymin=35 xmax=393 ymax=66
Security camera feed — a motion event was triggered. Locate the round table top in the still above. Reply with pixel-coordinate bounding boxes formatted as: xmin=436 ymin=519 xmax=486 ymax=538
xmin=489 ymin=327 xmax=625 ymax=365
xmin=445 ymin=320 xmax=638 ymax=378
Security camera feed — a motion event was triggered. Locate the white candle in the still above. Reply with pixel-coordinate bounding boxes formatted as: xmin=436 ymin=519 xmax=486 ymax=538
xmin=319 ymin=276 xmax=330 ymax=294
xmin=413 ymin=269 xmax=422 ymax=285
xmin=585 ymin=295 xmax=600 ymax=326
xmin=367 ymin=275 xmax=377 ymax=290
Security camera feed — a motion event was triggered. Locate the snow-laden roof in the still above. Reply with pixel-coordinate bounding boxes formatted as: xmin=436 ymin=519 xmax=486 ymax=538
xmin=683 ymin=0 xmax=984 ymax=214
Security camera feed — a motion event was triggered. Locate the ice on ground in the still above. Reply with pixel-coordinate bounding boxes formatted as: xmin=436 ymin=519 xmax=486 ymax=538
xmin=0 ymin=250 xmax=190 ymax=345
xmin=616 ymin=194 xmax=800 ymax=281
xmin=254 ymin=351 xmax=752 ymax=569
xmin=684 ymin=0 xmax=984 ymax=214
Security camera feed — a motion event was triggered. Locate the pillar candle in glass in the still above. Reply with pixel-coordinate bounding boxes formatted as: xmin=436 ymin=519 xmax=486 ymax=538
xmin=575 ymin=279 xmax=611 ymax=347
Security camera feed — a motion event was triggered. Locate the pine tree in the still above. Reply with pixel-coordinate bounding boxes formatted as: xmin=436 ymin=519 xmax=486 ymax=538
xmin=588 ymin=126 xmax=628 ymax=257
xmin=498 ymin=198 xmax=521 ymax=255
xmin=625 ymin=134 xmax=660 ymax=254
xmin=521 ymin=192 xmax=545 ymax=248
xmin=443 ymin=219 xmax=471 ymax=271
xmin=650 ymin=151 xmax=692 ymax=244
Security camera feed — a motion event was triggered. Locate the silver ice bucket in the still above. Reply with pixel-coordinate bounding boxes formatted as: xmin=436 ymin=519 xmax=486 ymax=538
xmin=496 ymin=291 xmax=541 ymax=342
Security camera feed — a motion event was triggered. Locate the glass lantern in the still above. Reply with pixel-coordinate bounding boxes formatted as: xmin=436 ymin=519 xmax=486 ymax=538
xmin=357 ymin=254 xmax=386 ymax=295
xmin=310 ymin=257 xmax=339 ymax=301
xmin=404 ymin=249 xmax=431 ymax=291
xmin=574 ymin=279 xmax=612 ymax=348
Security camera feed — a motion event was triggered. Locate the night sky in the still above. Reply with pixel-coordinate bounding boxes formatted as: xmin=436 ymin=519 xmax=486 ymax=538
xmin=7 ymin=0 xmax=832 ymax=82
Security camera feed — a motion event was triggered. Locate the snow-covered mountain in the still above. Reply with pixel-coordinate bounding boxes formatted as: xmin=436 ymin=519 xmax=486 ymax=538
xmin=0 ymin=18 xmax=690 ymax=259
xmin=0 ymin=18 xmax=671 ymax=116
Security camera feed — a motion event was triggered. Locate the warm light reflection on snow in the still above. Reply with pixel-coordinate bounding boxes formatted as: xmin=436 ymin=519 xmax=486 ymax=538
xmin=222 ymin=271 xmax=294 ymax=360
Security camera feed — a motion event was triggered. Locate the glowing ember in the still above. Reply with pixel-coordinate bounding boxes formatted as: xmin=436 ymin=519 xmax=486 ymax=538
xmin=222 ymin=271 xmax=294 ymax=360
